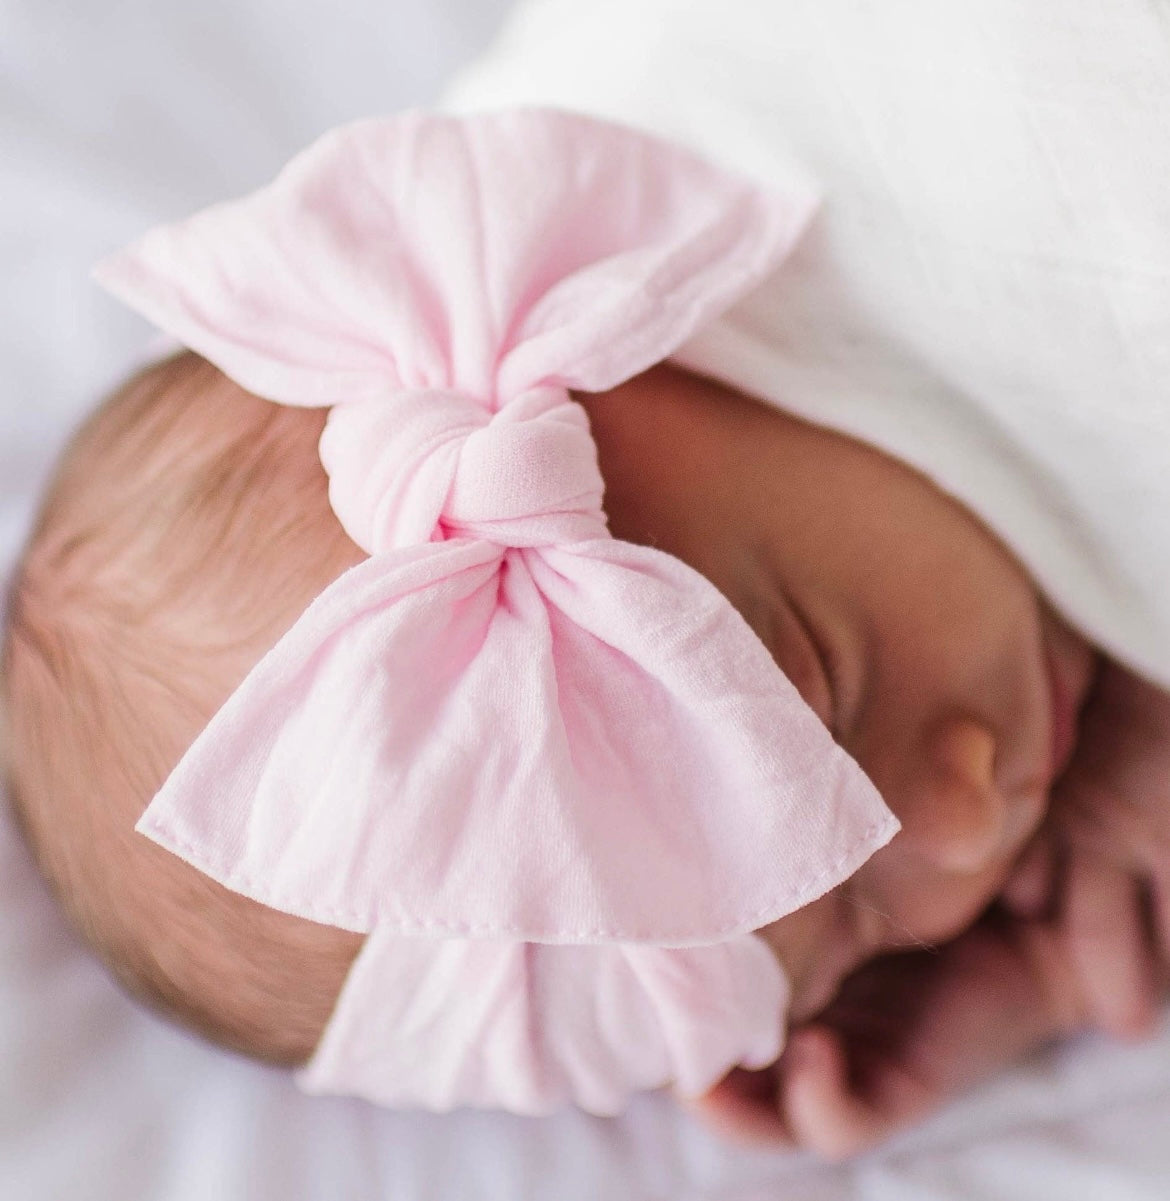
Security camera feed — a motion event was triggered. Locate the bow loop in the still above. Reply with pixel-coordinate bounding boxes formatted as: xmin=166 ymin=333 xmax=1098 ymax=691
xmin=320 ymin=384 xmax=606 ymax=553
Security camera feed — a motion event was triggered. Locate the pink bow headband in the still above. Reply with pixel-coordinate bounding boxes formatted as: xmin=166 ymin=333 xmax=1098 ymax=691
xmin=95 ymin=109 xmax=897 ymax=1113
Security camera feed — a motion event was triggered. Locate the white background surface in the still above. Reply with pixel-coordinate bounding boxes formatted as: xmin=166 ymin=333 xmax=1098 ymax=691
xmin=3 ymin=2 xmax=1170 ymax=1198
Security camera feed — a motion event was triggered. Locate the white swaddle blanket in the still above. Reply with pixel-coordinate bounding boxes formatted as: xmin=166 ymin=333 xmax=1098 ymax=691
xmin=444 ymin=0 xmax=1170 ymax=689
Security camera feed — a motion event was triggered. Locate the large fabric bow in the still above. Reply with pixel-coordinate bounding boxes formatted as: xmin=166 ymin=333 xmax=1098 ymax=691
xmin=96 ymin=109 xmax=897 ymax=1112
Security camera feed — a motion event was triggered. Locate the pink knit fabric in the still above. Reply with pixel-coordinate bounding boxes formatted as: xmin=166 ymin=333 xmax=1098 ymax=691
xmin=95 ymin=109 xmax=897 ymax=1113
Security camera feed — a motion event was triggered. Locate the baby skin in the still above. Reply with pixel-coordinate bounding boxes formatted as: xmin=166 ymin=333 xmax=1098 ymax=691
xmin=581 ymin=366 xmax=1170 ymax=1154
xmin=762 ymin=660 xmax=1170 ymax=1159
xmin=2 ymin=352 xmax=1165 ymax=1144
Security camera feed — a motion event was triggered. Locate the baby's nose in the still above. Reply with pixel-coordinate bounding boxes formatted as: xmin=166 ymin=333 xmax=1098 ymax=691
xmin=906 ymin=717 xmax=1028 ymax=875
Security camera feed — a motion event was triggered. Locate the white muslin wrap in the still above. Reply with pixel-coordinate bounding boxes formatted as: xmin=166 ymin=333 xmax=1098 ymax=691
xmin=444 ymin=0 xmax=1170 ymax=688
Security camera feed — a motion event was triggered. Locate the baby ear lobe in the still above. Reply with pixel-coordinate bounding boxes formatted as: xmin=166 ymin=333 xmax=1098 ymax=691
xmin=905 ymin=718 xmax=1017 ymax=875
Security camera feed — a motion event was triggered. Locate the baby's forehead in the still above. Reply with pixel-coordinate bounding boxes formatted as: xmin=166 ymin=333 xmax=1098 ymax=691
xmin=586 ymin=359 xmax=1041 ymax=593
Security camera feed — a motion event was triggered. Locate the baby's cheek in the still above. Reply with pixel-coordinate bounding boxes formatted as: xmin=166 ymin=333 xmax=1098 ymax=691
xmin=752 ymin=919 xmax=786 ymax=961
xmin=861 ymin=855 xmax=1012 ymax=951
xmin=752 ymin=895 xmax=859 ymax=1023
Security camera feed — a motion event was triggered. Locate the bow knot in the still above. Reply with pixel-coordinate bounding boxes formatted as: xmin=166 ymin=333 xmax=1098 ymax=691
xmin=321 ymin=385 xmax=607 ymax=554
xmin=445 ymin=386 xmax=607 ymax=547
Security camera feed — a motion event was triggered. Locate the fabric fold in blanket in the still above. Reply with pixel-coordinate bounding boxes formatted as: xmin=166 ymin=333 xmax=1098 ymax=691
xmin=443 ymin=0 xmax=1170 ymax=691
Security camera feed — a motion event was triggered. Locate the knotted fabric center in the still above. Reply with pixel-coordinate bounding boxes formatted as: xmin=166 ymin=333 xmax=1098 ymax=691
xmin=319 ymin=385 xmax=608 ymax=555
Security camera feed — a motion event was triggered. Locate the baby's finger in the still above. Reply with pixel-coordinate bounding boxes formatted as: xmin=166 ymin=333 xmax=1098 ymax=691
xmin=1001 ymin=835 xmax=1056 ymax=918
xmin=1060 ymin=783 xmax=1150 ymax=876
xmin=683 ymin=1066 xmax=794 ymax=1148
xmin=1148 ymin=864 xmax=1170 ymax=976
xmin=1063 ymin=851 xmax=1158 ymax=1038
xmin=779 ymin=1027 xmax=929 ymax=1160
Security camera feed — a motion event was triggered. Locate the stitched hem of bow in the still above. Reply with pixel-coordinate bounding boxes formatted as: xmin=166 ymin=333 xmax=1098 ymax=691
xmin=136 ymin=812 xmax=899 ymax=946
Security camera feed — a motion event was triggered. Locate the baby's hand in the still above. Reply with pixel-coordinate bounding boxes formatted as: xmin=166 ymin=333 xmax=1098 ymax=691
xmin=694 ymin=659 xmax=1170 ymax=1157
xmin=1031 ymin=659 xmax=1170 ymax=1034
xmin=693 ymin=912 xmax=1084 ymax=1157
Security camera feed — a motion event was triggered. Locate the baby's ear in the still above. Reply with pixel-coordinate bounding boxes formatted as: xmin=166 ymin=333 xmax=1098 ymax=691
xmin=901 ymin=717 xmax=1017 ymax=875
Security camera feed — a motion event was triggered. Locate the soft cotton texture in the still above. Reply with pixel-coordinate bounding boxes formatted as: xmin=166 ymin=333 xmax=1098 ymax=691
xmin=443 ymin=0 xmax=1170 ymax=693
xmin=94 ymin=109 xmax=897 ymax=1113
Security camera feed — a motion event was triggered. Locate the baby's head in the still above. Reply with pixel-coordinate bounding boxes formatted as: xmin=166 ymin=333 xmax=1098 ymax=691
xmin=0 ymin=348 xmax=1095 ymax=1071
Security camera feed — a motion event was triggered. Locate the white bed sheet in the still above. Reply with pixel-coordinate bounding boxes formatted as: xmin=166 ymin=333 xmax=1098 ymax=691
xmin=2 ymin=2 xmax=1170 ymax=1198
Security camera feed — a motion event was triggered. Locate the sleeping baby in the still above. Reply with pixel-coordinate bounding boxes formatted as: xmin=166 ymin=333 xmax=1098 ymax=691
xmin=440 ymin=0 xmax=1170 ymax=1151
xmin=1 ymin=109 xmax=1167 ymax=1153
